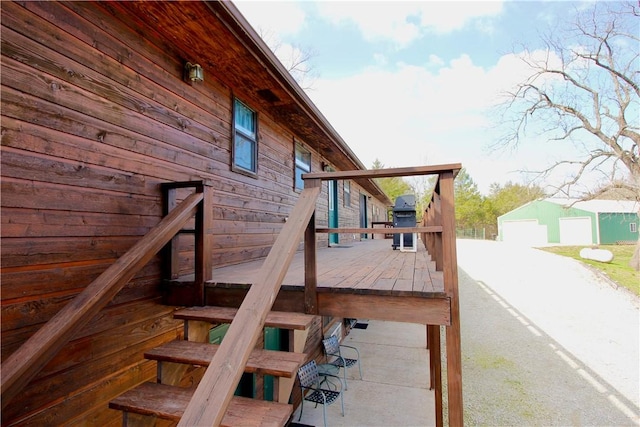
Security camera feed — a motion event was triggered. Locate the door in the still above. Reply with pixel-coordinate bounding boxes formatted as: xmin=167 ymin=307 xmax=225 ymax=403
xmin=501 ymin=220 xmax=547 ymax=246
xmin=328 ymin=179 xmax=339 ymax=245
xmin=559 ymin=217 xmax=592 ymax=245
xmin=263 ymin=327 xmax=288 ymax=401
xmin=209 ymin=324 xmax=255 ymax=397
xmin=360 ymin=194 xmax=368 ymax=239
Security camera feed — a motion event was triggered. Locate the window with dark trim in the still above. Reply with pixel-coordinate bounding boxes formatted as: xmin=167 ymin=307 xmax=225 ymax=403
xmin=343 ymin=180 xmax=351 ymax=207
xmin=631 ymin=222 xmax=637 ymax=233
xmin=294 ymin=144 xmax=311 ymax=190
xmin=232 ymin=98 xmax=257 ymax=175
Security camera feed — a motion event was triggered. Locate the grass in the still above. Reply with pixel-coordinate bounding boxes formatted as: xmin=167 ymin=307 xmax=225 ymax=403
xmin=539 ymin=245 xmax=640 ymax=296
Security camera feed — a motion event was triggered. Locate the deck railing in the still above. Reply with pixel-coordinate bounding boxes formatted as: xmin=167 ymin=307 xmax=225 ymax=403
xmin=177 ymin=164 xmax=463 ymax=426
xmin=304 ymin=164 xmax=462 ymax=427
xmin=0 ymin=182 xmax=211 ymax=410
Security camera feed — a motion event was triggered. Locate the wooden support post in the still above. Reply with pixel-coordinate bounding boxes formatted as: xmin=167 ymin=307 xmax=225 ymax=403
xmin=433 ymin=193 xmax=443 ymax=272
xmin=278 ymin=328 xmax=310 ymax=403
xmin=304 ymin=213 xmax=317 ymax=314
xmin=439 ymin=172 xmax=463 ymax=426
xmin=185 ymin=320 xmax=211 ymax=343
xmin=163 ymin=187 xmax=179 ymax=279
xmin=122 ymin=411 xmax=158 ymax=427
xmin=304 ymin=178 xmax=320 ymax=315
xmin=194 ymin=183 xmax=214 ymax=306
xmin=156 ymin=320 xmax=211 ymax=389
xmin=425 ymin=324 xmax=429 ymax=350
xmin=427 ymin=324 xmax=443 ymax=427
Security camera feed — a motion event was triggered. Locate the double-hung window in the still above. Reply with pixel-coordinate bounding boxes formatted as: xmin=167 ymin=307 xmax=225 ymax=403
xmin=294 ymin=144 xmax=311 ymax=190
xmin=343 ymin=180 xmax=351 ymax=207
xmin=233 ymin=98 xmax=257 ymax=174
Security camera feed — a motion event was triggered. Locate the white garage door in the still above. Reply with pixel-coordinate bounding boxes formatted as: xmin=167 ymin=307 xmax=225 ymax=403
xmin=502 ymin=220 xmax=548 ymax=246
xmin=559 ymin=217 xmax=592 ymax=245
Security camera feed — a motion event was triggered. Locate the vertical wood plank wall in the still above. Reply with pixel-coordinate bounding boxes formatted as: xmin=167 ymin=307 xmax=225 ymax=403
xmin=0 ymin=2 xmax=387 ymax=425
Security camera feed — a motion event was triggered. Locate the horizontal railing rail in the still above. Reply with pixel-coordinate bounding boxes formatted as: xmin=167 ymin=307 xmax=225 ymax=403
xmin=303 ymin=163 xmax=462 ymax=180
xmin=1 ymin=189 xmax=205 ymax=409
xmin=315 ymin=226 xmax=443 ymax=234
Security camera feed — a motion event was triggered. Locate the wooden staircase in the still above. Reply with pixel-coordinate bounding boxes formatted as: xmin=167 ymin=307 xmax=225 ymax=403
xmin=109 ymin=306 xmax=314 ymax=426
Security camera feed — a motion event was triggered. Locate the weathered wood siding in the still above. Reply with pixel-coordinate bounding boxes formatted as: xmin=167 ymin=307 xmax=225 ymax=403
xmin=1 ymin=1 xmax=387 ymax=425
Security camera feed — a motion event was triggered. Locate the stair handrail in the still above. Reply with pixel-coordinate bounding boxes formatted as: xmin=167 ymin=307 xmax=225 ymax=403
xmin=177 ymin=185 xmax=322 ymax=427
xmin=1 ymin=191 xmax=205 ymax=409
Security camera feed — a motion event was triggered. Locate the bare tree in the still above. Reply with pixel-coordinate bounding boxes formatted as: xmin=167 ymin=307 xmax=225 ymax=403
xmin=499 ymin=2 xmax=640 ymax=269
xmin=258 ymin=28 xmax=318 ymax=91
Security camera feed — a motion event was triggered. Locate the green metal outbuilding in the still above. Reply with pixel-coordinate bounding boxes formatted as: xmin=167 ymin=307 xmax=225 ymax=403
xmin=498 ymin=199 xmax=639 ymax=246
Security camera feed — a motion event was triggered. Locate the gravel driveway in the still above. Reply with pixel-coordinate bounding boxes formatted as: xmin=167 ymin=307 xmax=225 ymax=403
xmin=456 ymin=239 xmax=640 ymax=426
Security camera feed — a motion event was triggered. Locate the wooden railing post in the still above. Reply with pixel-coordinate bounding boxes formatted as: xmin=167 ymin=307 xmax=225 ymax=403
xmin=194 ymin=182 xmax=214 ymax=306
xmin=439 ymin=171 xmax=463 ymax=426
xmin=304 ymin=178 xmax=321 ymax=315
xmin=305 ymin=212 xmax=318 ymax=314
xmin=161 ymin=181 xmax=211 ymax=306
xmin=162 ymin=187 xmax=180 ymax=280
xmin=433 ymin=191 xmax=443 ymax=271
xmin=427 ymin=324 xmax=443 ymax=427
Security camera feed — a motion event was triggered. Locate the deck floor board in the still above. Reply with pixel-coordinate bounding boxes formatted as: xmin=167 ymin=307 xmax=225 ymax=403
xmin=210 ymin=238 xmax=445 ymax=297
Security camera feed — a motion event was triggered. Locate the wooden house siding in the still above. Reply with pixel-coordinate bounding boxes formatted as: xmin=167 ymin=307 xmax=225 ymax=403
xmin=1 ymin=1 xmax=389 ymax=425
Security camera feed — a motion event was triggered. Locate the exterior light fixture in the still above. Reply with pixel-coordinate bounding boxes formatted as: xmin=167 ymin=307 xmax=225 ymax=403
xmin=185 ymin=62 xmax=204 ymax=83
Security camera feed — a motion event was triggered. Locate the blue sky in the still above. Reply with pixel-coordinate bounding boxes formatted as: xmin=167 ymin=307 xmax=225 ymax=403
xmin=234 ymin=1 xmax=608 ymax=195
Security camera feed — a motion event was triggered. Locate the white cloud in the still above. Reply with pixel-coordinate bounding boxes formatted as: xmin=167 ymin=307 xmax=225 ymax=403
xmin=233 ymin=1 xmax=590 ymax=194
xmin=316 ymin=2 xmax=420 ymax=46
xmin=415 ymin=2 xmax=504 ymax=34
xmin=373 ymin=53 xmax=388 ymax=66
xmin=234 ymin=1 xmax=306 ymax=37
xmin=307 ymin=49 xmax=573 ymax=193
xmin=427 ymin=54 xmax=445 ymax=67
xmin=316 ymin=1 xmax=504 ymax=46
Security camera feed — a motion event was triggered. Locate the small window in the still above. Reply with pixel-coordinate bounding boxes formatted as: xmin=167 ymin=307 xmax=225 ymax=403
xmin=294 ymin=144 xmax=311 ymax=190
xmin=343 ymin=180 xmax=351 ymax=207
xmin=233 ymin=98 xmax=257 ymax=174
xmin=631 ymin=223 xmax=637 ymax=233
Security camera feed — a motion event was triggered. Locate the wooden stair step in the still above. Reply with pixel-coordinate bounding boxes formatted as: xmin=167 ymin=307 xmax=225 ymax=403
xmin=109 ymin=382 xmax=292 ymax=426
xmin=145 ymin=340 xmax=307 ymax=378
xmin=174 ymin=306 xmax=315 ymax=330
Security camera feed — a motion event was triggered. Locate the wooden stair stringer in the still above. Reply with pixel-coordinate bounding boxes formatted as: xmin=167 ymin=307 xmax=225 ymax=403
xmin=177 ymin=185 xmax=321 ymax=427
xmin=109 ymin=308 xmax=313 ymax=427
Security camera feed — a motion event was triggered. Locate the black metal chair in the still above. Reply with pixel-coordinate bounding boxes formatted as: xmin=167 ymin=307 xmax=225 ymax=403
xmin=297 ymin=360 xmax=344 ymax=427
xmin=322 ymin=335 xmax=362 ymax=390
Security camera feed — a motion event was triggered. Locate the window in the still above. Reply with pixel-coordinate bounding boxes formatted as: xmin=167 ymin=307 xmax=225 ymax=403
xmin=294 ymin=144 xmax=311 ymax=190
xmin=631 ymin=222 xmax=637 ymax=233
xmin=233 ymin=98 xmax=257 ymax=174
xmin=343 ymin=180 xmax=351 ymax=207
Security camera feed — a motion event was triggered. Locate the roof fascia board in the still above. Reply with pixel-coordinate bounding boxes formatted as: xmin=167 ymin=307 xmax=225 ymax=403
xmin=209 ymin=1 xmax=366 ymax=171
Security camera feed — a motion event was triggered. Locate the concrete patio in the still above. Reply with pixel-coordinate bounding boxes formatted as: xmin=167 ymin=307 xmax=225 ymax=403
xmin=292 ymin=320 xmax=436 ymax=427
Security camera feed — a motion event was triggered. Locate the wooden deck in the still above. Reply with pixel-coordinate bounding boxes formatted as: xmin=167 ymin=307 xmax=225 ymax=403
xmin=203 ymin=238 xmax=451 ymax=326
xmin=210 ymin=238 xmax=443 ymax=295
